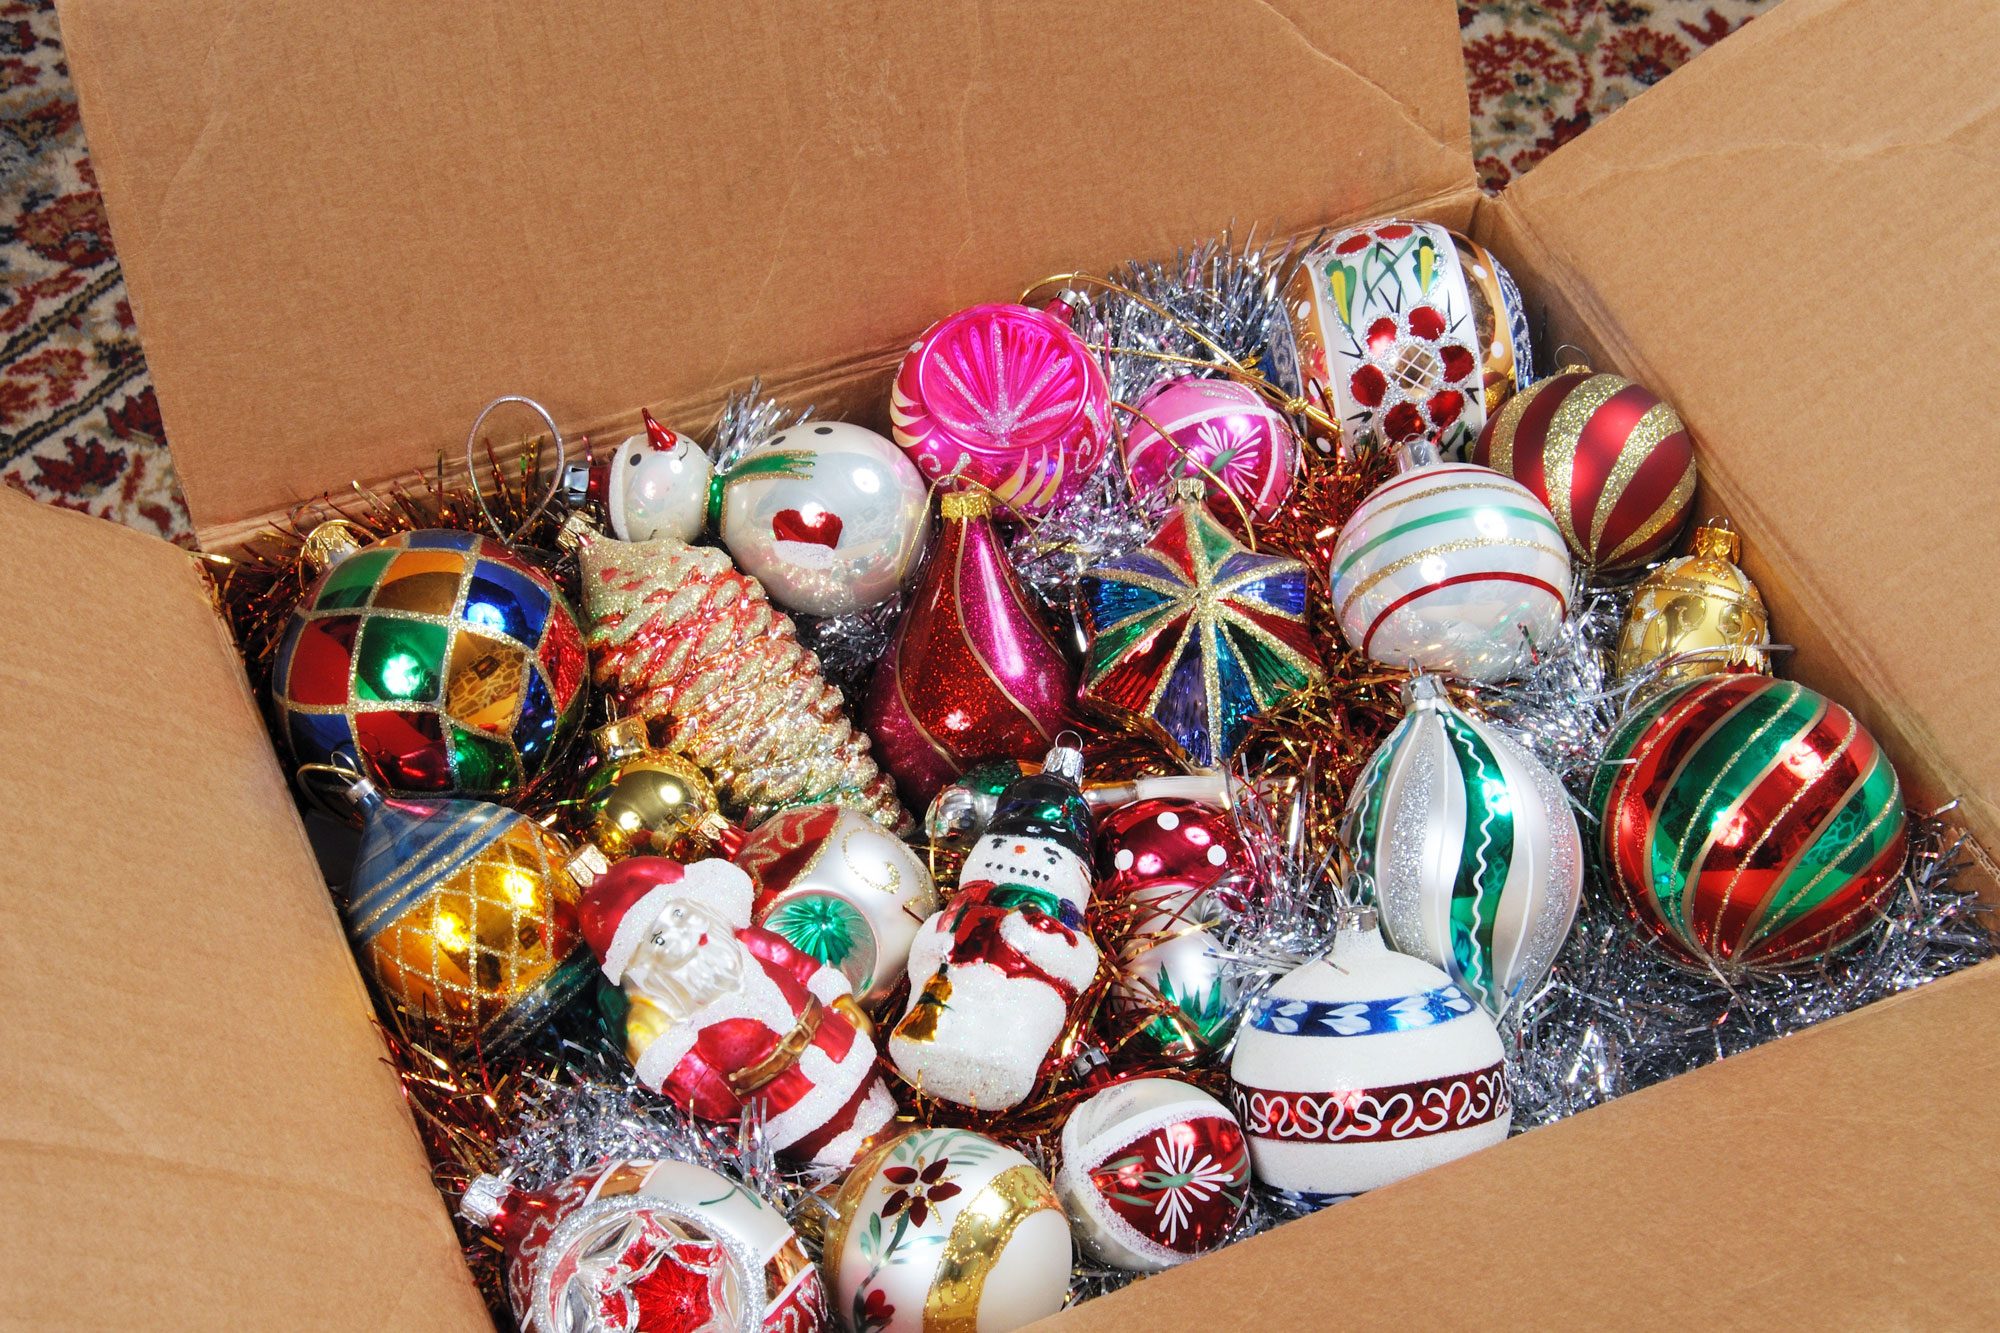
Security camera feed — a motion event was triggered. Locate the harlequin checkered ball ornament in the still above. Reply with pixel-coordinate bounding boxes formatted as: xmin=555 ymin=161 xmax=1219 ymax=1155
xmin=1330 ymin=443 xmax=1571 ymax=682
xmin=1289 ymin=218 xmax=1533 ymax=454
xmin=1589 ymin=674 xmax=1909 ymax=972
xmin=1228 ymin=910 xmax=1508 ymax=1205
xmin=272 ymin=528 xmax=587 ymax=796
xmin=1473 ymin=365 xmax=1697 ymax=571
xmin=1342 ymin=676 xmax=1582 ymax=1019
xmin=1054 ymin=1078 xmax=1250 ymax=1272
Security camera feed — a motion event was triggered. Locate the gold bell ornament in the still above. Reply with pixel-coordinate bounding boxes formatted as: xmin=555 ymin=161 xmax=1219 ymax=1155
xmin=1615 ymin=518 xmax=1770 ymax=685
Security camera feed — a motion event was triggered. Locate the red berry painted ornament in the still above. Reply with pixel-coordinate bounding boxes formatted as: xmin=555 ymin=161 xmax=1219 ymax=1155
xmin=459 ymin=1157 xmax=828 ymax=1333
xmin=579 ymin=857 xmax=895 ymax=1167
xmin=1096 ymin=799 xmax=1248 ymax=1057
xmin=1289 ymin=218 xmax=1533 ymax=453
xmin=1229 ymin=908 xmax=1509 ymax=1205
xmin=1589 ymin=674 xmax=1909 ymax=972
xmin=1473 ymin=365 xmax=1697 ymax=572
xmin=1055 ymin=1078 xmax=1251 ymax=1272
xmin=863 ymin=484 xmax=1077 ymax=809
xmin=1330 ymin=441 xmax=1571 ymax=682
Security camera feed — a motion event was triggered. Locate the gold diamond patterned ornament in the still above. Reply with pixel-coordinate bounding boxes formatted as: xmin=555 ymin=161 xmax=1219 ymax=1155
xmin=344 ymin=778 xmax=593 ymax=1052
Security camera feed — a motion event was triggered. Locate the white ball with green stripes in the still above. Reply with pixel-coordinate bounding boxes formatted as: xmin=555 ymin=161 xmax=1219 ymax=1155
xmin=1342 ymin=675 xmax=1583 ymax=1020
xmin=1331 ymin=450 xmax=1571 ymax=682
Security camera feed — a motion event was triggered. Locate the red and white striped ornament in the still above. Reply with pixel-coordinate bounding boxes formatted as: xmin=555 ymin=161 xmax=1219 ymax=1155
xmin=1473 ymin=367 xmax=1697 ymax=572
xmin=1329 ymin=444 xmax=1571 ymax=682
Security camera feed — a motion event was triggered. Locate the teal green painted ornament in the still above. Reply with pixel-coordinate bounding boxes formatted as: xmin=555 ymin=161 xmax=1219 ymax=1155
xmin=1342 ymin=676 xmax=1582 ymax=1019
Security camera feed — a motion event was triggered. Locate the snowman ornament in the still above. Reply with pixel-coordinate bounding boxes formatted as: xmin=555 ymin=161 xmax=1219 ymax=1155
xmin=888 ymin=740 xmax=1101 ymax=1111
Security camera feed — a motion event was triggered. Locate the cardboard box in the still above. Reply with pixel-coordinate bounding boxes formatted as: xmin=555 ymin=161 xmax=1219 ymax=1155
xmin=10 ymin=0 xmax=1997 ymax=1325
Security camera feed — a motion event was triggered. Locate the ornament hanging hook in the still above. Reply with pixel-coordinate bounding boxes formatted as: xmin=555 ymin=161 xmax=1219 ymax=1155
xmin=464 ymin=394 xmax=567 ymax=545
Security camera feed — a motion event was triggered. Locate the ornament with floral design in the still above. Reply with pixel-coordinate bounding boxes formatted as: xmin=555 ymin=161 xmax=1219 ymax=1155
xmin=827 ymin=1127 xmax=1069 ymax=1333
xmin=1055 ymin=1078 xmax=1251 ymax=1272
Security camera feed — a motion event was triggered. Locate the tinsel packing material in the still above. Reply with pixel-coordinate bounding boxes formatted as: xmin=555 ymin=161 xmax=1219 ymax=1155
xmin=12 ymin=0 xmax=1997 ymax=1326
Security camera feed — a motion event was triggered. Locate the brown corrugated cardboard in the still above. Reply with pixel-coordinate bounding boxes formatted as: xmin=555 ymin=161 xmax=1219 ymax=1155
xmin=0 ymin=487 xmax=492 ymax=1328
xmin=58 ymin=0 xmax=1474 ymax=546
xmin=19 ymin=0 xmax=1999 ymax=1326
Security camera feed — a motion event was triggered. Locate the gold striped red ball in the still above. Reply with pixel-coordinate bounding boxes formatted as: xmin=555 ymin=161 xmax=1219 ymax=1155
xmin=1473 ymin=369 xmax=1697 ymax=572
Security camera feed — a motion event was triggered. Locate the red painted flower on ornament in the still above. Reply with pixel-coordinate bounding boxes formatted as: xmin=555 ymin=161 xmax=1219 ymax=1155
xmin=1348 ymin=304 xmax=1478 ymax=443
xmin=880 ymin=1157 xmax=963 ymax=1227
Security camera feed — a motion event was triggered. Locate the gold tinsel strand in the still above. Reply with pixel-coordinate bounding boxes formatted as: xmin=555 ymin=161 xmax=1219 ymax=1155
xmin=576 ymin=531 xmax=912 ymax=833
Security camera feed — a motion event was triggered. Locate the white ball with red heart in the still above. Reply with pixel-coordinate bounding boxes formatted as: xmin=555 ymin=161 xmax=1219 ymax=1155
xmin=718 ymin=421 xmax=929 ymax=617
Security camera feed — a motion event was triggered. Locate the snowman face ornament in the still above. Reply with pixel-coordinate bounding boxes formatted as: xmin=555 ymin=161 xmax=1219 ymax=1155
xmin=717 ymin=422 xmax=929 ymax=618
xmin=961 ymin=831 xmax=1092 ymax=909
xmin=605 ymin=412 xmax=714 ymax=544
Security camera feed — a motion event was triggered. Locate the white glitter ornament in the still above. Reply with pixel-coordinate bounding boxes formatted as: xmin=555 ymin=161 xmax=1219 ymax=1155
xmin=1228 ymin=909 xmax=1509 ymax=1204
xmin=1054 ymin=1078 xmax=1250 ymax=1272
xmin=826 ymin=1127 xmax=1070 ymax=1333
xmin=1330 ymin=441 xmax=1571 ymax=682
xmin=718 ymin=421 xmax=929 ymax=617
xmin=1343 ymin=675 xmax=1583 ymax=1019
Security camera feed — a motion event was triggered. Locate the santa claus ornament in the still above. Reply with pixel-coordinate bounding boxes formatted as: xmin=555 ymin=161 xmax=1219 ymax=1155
xmin=1342 ymin=675 xmax=1583 ymax=1019
xmin=1054 ymin=1078 xmax=1251 ymax=1272
xmin=826 ymin=1127 xmax=1070 ymax=1333
xmin=732 ymin=803 xmax=940 ymax=1011
xmin=1330 ymin=440 xmax=1571 ymax=682
xmin=580 ymin=857 xmax=895 ymax=1168
xmin=1228 ymin=908 xmax=1509 ymax=1204
xmin=888 ymin=741 xmax=1101 ymax=1111
xmin=1288 ymin=218 xmax=1533 ymax=453
xmin=460 ymin=1157 xmax=828 ymax=1333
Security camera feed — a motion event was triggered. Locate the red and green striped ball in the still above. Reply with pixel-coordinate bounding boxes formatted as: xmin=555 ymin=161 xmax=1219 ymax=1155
xmin=1473 ymin=369 xmax=1696 ymax=572
xmin=1588 ymin=674 xmax=1908 ymax=971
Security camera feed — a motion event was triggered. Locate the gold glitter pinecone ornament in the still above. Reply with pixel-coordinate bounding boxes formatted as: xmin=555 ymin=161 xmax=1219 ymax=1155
xmin=577 ymin=531 xmax=912 ymax=833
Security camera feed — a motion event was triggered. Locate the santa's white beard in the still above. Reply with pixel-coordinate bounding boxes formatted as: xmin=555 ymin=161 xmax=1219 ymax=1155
xmin=890 ymin=913 xmax=1100 ymax=1111
xmin=624 ymin=927 xmax=748 ymax=1025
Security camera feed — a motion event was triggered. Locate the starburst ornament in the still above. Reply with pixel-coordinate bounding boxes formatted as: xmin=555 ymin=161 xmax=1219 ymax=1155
xmin=1078 ymin=479 xmax=1323 ymax=769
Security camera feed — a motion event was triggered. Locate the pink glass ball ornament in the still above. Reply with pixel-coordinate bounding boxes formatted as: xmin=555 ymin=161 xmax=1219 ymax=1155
xmin=890 ymin=303 xmax=1111 ymax=518
xmin=1120 ymin=377 xmax=1298 ymax=523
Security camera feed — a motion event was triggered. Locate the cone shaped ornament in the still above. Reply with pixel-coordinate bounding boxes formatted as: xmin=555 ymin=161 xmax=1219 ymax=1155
xmin=1342 ymin=676 xmax=1583 ymax=1019
xmin=862 ymin=485 xmax=1076 ymax=808
xmin=575 ymin=528 xmax=910 ymax=833
xmin=1079 ymin=481 xmax=1322 ymax=769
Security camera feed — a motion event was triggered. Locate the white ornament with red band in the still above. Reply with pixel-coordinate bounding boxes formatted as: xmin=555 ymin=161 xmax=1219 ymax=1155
xmin=1055 ymin=1078 xmax=1251 ymax=1272
xmin=1228 ymin=907 xmax=1510 ymax=1204
xmin=1330 ymin=440 xmax=1571 ymax=682
xmin=579 ymin=856 xmax=895 ymax=1169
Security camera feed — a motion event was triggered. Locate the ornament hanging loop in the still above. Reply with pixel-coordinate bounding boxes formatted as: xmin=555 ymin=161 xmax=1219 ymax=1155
xmin=464 ymin=394 xmax=567 ymax=545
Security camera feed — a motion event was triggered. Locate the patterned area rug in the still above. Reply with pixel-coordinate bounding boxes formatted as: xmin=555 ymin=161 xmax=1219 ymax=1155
xmin=0 ymin=0 xmax=1770 ymax=544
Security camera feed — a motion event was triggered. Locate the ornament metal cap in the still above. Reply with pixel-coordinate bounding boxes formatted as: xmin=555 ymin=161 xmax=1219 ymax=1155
xmin=592 ymin=715 xmax=651 ymax=762
xmin=1337 ymin=904 xmax=1380 ymax=934
xmin=299 ymin=518 xmax=368 ymax=574
xmin=1170 ymin=475 xmax=1207 ymax=504
xmin=457 ymin=1173 xmax=514 ymax=1228
xmin=1393 ymin=438 xmax=1443 ymax=473
xmin=1043 ymin=731 xmax=1086 ymax=785
xmin=1400 ymin=673 xmax=1448 ymax=708
xmin=939 ymin=485 xmax=993 ymax=520
xmin=1690 ymin=517 xmax=1744 ymax=563
xmin=554 ymin=509 xmax=602 ymax=554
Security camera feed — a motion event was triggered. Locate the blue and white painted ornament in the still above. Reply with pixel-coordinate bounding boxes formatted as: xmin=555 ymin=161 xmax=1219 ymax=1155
xmin=1227 ymin=907 xmax=1509 ymax=1204
xmin=1342 ymin=674 xmax=1582 ymax=1020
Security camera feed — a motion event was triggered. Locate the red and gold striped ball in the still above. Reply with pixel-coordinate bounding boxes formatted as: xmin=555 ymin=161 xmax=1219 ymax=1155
xmin=1588 ymin=674 xmax=1908 ymax=971
xmin=1473 ymin=369 xmax=1696 ymax=572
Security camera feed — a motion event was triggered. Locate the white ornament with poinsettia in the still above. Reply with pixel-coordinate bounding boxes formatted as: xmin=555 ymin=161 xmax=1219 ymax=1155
xmin=1228 ymin=909 xmax=1509 ymax=1204
xmin=717 ymin=421 xmax=929 ymax=617
xmin=1055 ymin=1078 xmax=1251 ymax=1272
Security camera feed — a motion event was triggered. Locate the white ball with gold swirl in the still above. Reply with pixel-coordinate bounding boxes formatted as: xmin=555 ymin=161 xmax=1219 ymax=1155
xmin=1227 ymin=912 xmax=1509 ymax=1205
xmin=1330 ymin=448 xmax=1571 ymax=682
xmin=827 ymin=1127 xmax=1070 ymax=1333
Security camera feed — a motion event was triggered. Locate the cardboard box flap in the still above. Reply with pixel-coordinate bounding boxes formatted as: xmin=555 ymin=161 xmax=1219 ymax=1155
xmin=61 ymin=0 xmax=1475 ymax=544
xmin=1051 ymin=956 xmax=2000 ymax=1329
xmin=0 ymin=489 xmax=488 ymax=1329
xmin=1487 ymin=0 xmax=2000 ymax=850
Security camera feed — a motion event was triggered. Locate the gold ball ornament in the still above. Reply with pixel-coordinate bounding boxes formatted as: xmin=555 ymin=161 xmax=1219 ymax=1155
xmin=581 ymin=716 xmax=734 ymax=861
xmin=1615 ymin=519 xmax=1771 ymax=685
xmin=344 ymin=779 xmax=593 ymax=1052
